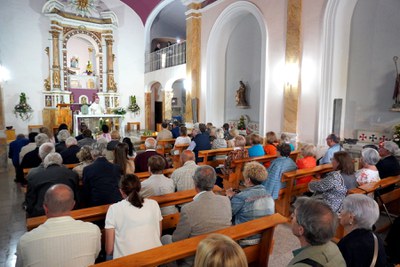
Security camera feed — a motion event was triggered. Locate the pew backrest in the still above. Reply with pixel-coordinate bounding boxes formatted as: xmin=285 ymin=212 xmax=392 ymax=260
xmin=135 ymin=168 xmax=175 ymax=181
xmin=275 ymin=164 xmax=334 ymax=217
xmin=223 ymin=151 xmax=300 ymax=189
xmin=90 ymin=213 xmax=288 ymax=267
xmin=26 ymin=186 xmax=222 ymax=231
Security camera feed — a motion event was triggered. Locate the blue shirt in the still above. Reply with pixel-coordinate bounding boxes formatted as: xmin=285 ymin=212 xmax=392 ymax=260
xmin=231 ymin=185 xmax=274 ymax=225
xmin=8 ymin=137 xmax=29 ymax=166
xmin=263 ymin=157 xmax=297 ymax=199
xmin=319 ymin=143 xmax=341 ymax=164
xmin=171 ymin=127 xmax=180 ymax=139
xmin=248 ymin=144 xmax=265 ymax=157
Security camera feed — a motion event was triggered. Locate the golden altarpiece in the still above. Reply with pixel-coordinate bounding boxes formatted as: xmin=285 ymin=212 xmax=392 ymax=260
xmin=41 ymin=0 xmax=120 ymax=132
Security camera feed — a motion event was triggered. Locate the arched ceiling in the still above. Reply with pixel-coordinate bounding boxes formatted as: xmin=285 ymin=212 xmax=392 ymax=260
xmin=121 ymin=0 xmax=160 ymax=24
xmin=121 ymin=0 xmax=217 ymax=24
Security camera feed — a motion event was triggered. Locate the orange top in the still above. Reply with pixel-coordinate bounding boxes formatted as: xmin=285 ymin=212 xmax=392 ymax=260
xmin=296 ymin=156 xmax=317 ymax=184
xmin=263 ymin=144 xmax=277 ymax=168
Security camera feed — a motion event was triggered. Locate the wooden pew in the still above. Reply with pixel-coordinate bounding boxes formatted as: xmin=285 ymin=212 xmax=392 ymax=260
xmin=276 ymin=164 xmax=334 ymax=217
xmin=156 ymin=138 xmax=176 ymax=155
xmin=91 ymin=213 xmax=288 ymax=267
xmin=26 ymin=186 xmax=222 ymax=231
xmin=197 ymin=146 xmax=253 ymax=168
xmin=170 ymin=143 xmax=190 ymax=168
xmin=23 ymin=163 xmax=79 ymax=176
xmin=224 ymin=151 xmax=300 ymax=189
xmin=347 ymin=175 xmax=400 ymax=195
xmin=135 ymin=168 xmax=175 ymax=182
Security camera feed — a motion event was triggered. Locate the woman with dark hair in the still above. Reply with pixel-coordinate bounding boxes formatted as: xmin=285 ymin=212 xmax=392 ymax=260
xmin=308 ymin=151 xmax=349 ymax=212
xmin=113 ymin=143 xmax=135 ymax=175
xmin=105 ymin=174 xmax=162 ymax=259
xmin=122 ymin=137 xmax=135 ymax=158
xmin=98 ymin=124 xmax=111 ymax=142
xmin=262 ymin=144 xmax=297 ymax=199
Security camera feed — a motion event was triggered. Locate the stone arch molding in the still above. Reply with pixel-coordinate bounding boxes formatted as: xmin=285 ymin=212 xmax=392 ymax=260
xmin=318 ymin=0 xmax=358 ymax=144
xmin=62 ymin=30 xmax=104 ymax=91
xmin=206 ymin=1 xmax=267 ymax=134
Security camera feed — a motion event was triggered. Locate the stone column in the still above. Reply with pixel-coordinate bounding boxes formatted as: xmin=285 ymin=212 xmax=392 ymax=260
xmin=50 ymin=30 xmax=61 ymax=89
xmin=145 ymin=92 xmax=152 ymax=130
xmin=105 ymin=38 xmax=116 ymax=92
xmin=164 ymin=91 xmax=173 ymax=120
xmin=182 ymin=0 xmax=204 ymax=123
xmin=283 ymin=0 xmax=302 ymax=133
xmin=0 ymin=84 xmax=7 ymax=170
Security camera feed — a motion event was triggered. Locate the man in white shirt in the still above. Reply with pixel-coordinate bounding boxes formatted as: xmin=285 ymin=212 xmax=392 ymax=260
xmin=141 ymin=155 xmax=177 ymax=215
xmin=16 ymin=184 xmax=101 ymax=267
xmin=156 ymin=122 xmax=173 ymax=140
xmin=89 ymin=97 xmax=104 ymax=115
xmin=171 ymin=150 xmax=198 ymax=191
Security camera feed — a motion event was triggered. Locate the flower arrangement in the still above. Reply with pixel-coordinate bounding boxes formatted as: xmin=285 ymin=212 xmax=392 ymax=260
xmin=127 ymin=95 xmax=140 ymax=115
xmin=392 ymin=124 xmax=400 ymax=147
xmin=14 ymin=93 xmax=33 ymax=121
xmin=237 ymin=115 xmax=246 ymax=130
xmin=112 ymin=107 xmax=127 ymax=115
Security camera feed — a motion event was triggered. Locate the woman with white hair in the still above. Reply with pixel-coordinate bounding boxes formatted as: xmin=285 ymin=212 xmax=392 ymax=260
xmin=356 ymin=148 xmax=380 ymax=185
xmin=338 ymin=194 xmax=387 ymax=267
xmin=376 ymin=141 xmax=400 ymax=178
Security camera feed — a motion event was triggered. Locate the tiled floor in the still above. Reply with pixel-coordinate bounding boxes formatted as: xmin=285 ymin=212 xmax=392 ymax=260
xmin=0 ymin=164 xmax=26 ymax=267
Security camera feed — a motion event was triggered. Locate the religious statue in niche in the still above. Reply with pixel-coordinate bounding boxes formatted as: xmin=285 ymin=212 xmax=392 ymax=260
xmin=392 ymin=56 xmax=400 ymax=109
xmin=70 ymin=56 xmax=79 ymax=68
xmin=86 ymin=60 xmax=93 ymax=75
xmin=235 ymin=81 xmax=249 ymax=108
xmin=45 ymin=96 xmax=52 ymax=107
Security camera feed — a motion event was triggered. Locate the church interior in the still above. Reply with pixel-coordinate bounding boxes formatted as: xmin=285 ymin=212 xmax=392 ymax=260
xmin=1 ymin=0 xmax=400 ymax=266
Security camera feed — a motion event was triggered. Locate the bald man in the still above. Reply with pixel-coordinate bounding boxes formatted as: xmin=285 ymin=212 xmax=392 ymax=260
xmin=16 ymin=184 xmax=101 ymax=267
xmin=171 ymin=150 xmax=198 ymax=191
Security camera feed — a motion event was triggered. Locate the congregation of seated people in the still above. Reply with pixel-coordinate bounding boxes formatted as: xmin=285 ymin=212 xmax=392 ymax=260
xmin=9 ymin=122 xmax=400 ymax=266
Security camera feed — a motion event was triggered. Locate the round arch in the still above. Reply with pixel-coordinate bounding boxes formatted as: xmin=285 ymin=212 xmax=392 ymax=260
xmin=318 ymin=0 xmax=358 ymax=144
xmin=206 ymin=1 xmax=268 ymax=134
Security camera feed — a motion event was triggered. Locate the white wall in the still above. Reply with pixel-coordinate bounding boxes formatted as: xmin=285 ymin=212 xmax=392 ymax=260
xmin=0 ymin=0 xmax=145 ymax=135
xmin=224 ymin=14 xmax=261 ymax=124
xmin=0 ymin=0 xmax=48 ymax=134
xmin=297 ymin=0 xmax=326 ymax=143
xmin=110 ymin=0 xmax=146 ymax=132
xmin=201 ymin=0 xmax=286 ymax=135
xmin=345 ymin=0 xmax=400 ymax=137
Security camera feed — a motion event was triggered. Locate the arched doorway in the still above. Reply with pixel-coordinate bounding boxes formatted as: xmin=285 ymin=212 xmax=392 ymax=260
xmin=171 ymin=79 xmax=186 ymax=123
xmin=149 ymin=82 xmax=163 ymax=130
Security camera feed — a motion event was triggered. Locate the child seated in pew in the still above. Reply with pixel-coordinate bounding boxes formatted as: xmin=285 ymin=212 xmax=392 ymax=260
xmin=194 ymin=234 xmax=247 ymax=267
xmin=105 ymin=174 xmax=163 ymax=260
xmin=296 ymin=144 xmax=317 ymax=185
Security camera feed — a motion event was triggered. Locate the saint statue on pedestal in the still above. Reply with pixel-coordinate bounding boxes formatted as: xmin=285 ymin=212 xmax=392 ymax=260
xmin=235 ymin=81 xmax=249 ymax=107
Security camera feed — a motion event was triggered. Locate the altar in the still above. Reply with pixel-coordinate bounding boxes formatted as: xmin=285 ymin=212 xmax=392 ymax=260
xmin=74 ymin=114 xmax=125 ymax=138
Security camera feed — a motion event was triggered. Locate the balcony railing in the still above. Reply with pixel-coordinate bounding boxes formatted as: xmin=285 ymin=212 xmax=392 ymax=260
xmin=145 ymin=41 xmax=186 ymax=73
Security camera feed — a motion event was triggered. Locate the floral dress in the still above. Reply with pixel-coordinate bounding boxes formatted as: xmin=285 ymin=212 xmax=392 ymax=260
xmin=355 ymin=168 xmax=380 ymax=185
